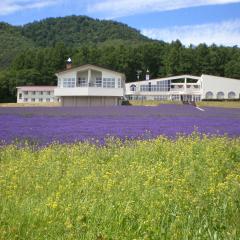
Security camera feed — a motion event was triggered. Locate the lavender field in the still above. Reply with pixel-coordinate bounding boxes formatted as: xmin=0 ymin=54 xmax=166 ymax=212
xmin=0 ymin=104 xmax=240 ymax=145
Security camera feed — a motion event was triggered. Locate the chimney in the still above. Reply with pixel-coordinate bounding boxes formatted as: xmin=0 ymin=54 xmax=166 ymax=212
xmin=66 ymin=57 xmax=72 ymax=69
xmin=146 ymin=69 xmax=150 ymax=81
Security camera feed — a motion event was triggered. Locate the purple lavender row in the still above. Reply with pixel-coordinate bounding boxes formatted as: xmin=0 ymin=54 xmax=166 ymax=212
xmin=0 ymin=105 xmax=239 ymax=145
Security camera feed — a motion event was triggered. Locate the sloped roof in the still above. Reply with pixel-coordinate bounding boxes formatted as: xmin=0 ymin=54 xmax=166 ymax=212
xmin=55 ymin=64 xmax=126 ymax=77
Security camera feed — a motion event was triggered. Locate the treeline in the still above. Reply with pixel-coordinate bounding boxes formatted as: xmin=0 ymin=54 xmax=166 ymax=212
xmin=0 ymin=40 xmax=240 ymax=102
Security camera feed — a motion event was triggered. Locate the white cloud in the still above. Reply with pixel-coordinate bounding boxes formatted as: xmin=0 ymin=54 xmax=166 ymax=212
xmin=87 ymin=0 xmax=240 ymax=18
xmin=142 ymin=19 xmax=240 ymax=46
xmin=0 ymin=0 xmax=59 ymax=16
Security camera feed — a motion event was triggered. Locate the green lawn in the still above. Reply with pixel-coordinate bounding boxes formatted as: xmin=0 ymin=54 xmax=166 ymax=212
xmin=0 ymin=102 xmax=61 ymax=107
xmin=197 ymin=101 xmax=240 ymax=108
xmin=1 ymin=135 xmax=240 ymax=239
xmin=129 ymin=100 xmax=182 ymax=106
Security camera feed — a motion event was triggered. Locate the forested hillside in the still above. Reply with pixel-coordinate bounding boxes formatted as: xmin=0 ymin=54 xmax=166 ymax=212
xmin=0 ymin=23 xmax=35 ymax=69
xmin=0 ymin=15 xmax=239 ymax=102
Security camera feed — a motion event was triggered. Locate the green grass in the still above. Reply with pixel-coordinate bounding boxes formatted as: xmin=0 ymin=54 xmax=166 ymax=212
xmin=1 ymin=135 xmax=240 ymax=239
xmin=129 ymin=100 xmax=182 ymax=106
xmin=197 ymin=101 xmax=240 ymax=108
xmin=0 ymin=103 xmax=61 ymax=107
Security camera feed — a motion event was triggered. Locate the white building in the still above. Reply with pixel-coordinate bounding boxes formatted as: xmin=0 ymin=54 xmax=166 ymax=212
xmin=55 ymin=63 xmax=125 ymax=106
xmin=125 ymin=74 xmax=240 ymax=102
xmin=17 ymin=86 xmax=57 ymax=103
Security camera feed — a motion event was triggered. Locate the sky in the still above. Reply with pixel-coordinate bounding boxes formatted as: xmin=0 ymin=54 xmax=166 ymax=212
xmin=0 ymin=0 xmax=240 ymax=46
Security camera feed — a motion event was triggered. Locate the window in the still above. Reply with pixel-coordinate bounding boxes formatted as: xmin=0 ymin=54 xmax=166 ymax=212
xmin=206 ymin=91 xmax=213 ymax=99
xmin=96 ymin=77 xmax=102 ymax=87
xmin=39 ymin=98 xmax=43 ymax=102
xmin=78 ymin=77 xmax=87 ymax=87
xmin=118 ymin=78 xmax=122 ymax=88
xmin=24 ymin=98 xmax=28 ymax=102
xmin=103 ymin=78 xmax=115 ymax=88
xmin=193 ymin=95 xmax=201 ymax=102
xmin=228 ymin=91 xmax=236 ymax=99
xmin=40 ymin=91 xmax=43 ymax=95
xmin=140 ymin=80 xmax=170 ymax=92
xmin=130 ymin=84 xmax=136 ymax=92
xmin=154 ymin=95 xmax=169 ymax=101
xmin=31 ymin=98 xmax=35 ymax=102
xmin=127 ymin=95 xmax=146 ymax=100
xmin=171 ymin=95 xmax=180 ymax=101
xmin=46 ymin=98 xmax=50 ymax=102
xmin=217 ymin=92 xmax=224 ymax=100
xmin=46 ymin=91 xmax=51 ymax=95
xmin=32 ymin=91 xmax=36 ymax=95
xmin=63 ymin=78 xmax=76 ymax=88
xmin=19 ymin=93 xmax=22 ymax=99
xmin=23 ymin=91 xmax=28 ymax=95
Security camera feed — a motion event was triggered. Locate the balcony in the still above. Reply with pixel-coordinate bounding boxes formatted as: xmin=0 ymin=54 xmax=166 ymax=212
xmin=54 ymin=86 xmax=124 ymax=97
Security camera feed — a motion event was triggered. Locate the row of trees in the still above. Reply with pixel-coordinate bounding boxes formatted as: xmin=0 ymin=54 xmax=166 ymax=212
xmin=0 ymin=41 xmax=240 ymax=102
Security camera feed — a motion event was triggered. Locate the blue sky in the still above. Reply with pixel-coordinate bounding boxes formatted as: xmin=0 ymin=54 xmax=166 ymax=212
xmin=0 ymin=0 xmax=240 ymax=46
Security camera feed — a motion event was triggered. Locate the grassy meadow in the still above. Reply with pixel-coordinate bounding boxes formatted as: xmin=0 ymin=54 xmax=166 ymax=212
xmin=1 ymin=134 xmax=240 ymax=239
xmin=129 ymin=100 xmax=240 ymax=108
xmin=197 ymin=101 xmax=240 ymax=108
xmin=0 ymin=103 xmax=61 ymax=107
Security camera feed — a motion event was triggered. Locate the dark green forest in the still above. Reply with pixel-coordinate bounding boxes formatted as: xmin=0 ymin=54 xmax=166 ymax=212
xmin=0 ymin=15 xmax=240 ymax=102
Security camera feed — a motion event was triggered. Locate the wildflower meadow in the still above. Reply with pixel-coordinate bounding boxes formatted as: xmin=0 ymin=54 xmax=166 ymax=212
xmin=0 ymin=105 xmax=240 ymax=239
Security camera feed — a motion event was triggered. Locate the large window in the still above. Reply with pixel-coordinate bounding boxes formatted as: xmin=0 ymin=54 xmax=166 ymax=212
xmin=63 ymin=78 xmax=76 ymax=88
xmin=103 ymin=78 xmax=115 ymax=88
xmin=205 ymin=91 xmax=214 ymax=99
xmin=228 ymin=91 xmax=236 ymax=99
xmin=217 ymin=92 xmax=224 ymax=99
xmin=19 ymin=93 xmax=22 ymax=99
xmin=140 ymin=80 xmax=170 ymax=92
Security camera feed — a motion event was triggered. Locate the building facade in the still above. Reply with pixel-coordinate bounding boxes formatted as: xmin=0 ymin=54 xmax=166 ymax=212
xmin=54 ymin=64 xmax=125 ymax=106
xmin=17 ymin=86 xmax=57 ymax=103
xmin=125 ymin=74 xmax=240 ymax=102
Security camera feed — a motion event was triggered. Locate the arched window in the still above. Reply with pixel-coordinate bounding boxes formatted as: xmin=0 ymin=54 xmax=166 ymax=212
xmin=205 ymin=91 xmax=213 ymax=99
xmin=217 ymin=92 xmax=224 ymax=100
xmin=130 ymin=84 xmax=136 ymax=92
xmin=228 ymin=91 xmax=236 ymax=99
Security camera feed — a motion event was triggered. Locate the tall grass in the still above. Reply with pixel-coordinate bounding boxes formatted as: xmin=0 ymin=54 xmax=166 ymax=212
xmin=0 ymin=135 xmax=240 ymax=239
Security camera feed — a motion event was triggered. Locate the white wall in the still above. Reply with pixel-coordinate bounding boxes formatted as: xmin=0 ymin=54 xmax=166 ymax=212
xmin=54 ymin=87 xmax=123 ymax=97
xmin=201 ymin=75 xmax=240 ymax=99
